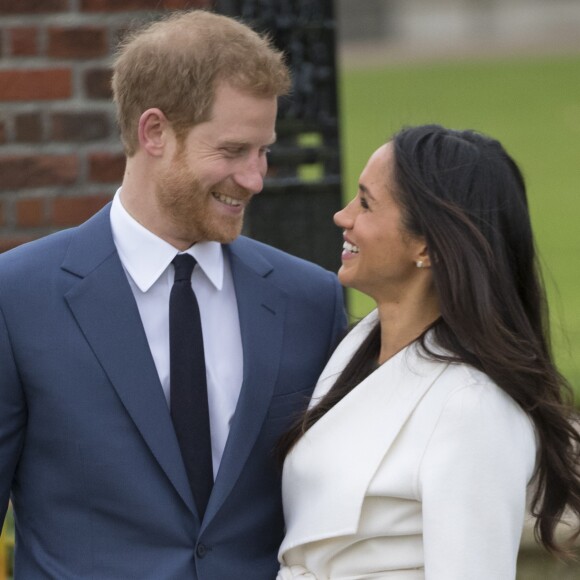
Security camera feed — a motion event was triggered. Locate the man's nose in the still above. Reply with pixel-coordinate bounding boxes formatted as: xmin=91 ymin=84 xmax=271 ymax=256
xmin=234 ymin=157 xmax=267 ymax=194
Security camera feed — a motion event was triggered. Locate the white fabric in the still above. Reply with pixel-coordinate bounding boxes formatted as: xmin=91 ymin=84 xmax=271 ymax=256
xmin=110 ymin=190 xmax=243 ymax=477
xmin=276 ymin=565 xmax=317 ymax=579
xmin=278 ymin=310 xmax=537 ymax=579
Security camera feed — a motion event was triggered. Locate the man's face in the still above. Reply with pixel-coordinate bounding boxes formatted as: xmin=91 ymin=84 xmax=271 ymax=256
xmin=155 ymin=82 xmax=278 ymax=248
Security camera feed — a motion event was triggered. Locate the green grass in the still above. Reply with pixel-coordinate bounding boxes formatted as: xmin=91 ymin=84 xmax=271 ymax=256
xmin=338 ymin=55 xmax=580 ymax=399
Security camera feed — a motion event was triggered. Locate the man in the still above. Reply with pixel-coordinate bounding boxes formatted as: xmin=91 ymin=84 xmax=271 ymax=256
xmin=0 ymin=10 xmax=346 ymax=579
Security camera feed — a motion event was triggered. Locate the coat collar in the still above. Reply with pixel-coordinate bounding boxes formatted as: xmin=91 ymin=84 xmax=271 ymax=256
xmin=280 ymin=310 xmax=449 ymax=552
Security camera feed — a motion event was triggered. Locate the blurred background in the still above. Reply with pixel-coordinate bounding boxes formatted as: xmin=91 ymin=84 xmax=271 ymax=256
xmin=336 ymin=0 xmax=580 ymax=406
xmin=1 ymin=1 xmax=579 ymax=578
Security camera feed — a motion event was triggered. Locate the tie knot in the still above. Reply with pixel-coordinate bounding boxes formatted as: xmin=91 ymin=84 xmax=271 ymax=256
xmin=172 ymin=253 xmax=196 ymax=282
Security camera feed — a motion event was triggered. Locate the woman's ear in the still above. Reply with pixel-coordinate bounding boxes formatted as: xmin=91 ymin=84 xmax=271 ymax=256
xmin=137 ymin=108 xmax=170 ymax=157
xmin=414 ymin=244 xmax=432 ymax=269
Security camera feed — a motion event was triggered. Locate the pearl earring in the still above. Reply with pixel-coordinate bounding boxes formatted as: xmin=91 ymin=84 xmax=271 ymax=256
xmin=416 ymin=260 xmax=424 ymax=268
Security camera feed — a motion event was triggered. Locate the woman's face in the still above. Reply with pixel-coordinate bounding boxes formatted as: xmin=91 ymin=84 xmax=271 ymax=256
xmin=333 ymin=142 xmax=426 ymax=303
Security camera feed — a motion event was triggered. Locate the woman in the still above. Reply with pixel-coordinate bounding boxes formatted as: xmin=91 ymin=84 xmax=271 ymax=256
xmin=276 ymin=125 xmax=580 ymax=579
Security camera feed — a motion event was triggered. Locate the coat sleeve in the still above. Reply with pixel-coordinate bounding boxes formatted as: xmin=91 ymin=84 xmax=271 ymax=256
xmin=327 ymin=274 xmax=347 ymax=357
xmin=418 ymin=381 xmax=536 ymax=580
xmin=0 ymin=300 xmax=26 ymax=527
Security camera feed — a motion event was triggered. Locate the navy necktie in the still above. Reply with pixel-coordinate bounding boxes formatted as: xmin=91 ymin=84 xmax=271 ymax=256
xmin=170 ymin=254 xmax=213 ymax=518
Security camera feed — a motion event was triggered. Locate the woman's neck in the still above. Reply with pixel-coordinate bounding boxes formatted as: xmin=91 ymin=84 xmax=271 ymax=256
xmin=376 ymin=293 xmax=440 ymax=364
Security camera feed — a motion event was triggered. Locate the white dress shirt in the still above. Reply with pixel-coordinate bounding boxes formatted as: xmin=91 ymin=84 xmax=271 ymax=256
xmin=110 ymin=190 xmax=243 ymax=478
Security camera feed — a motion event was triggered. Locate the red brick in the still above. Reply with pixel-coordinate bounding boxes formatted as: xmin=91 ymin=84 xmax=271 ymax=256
xmin=81 ymin=0 xmax=210 ymax=11
xmin=15 ymin=112 xmax=44 ymax=142
xmin=0 ymin=0 xmax=67 ymax=14
xmin=0 ymin=236 xmax=36 ymax=254
xmin=10 ymin=28 xmax=38 ymax=56
xmin=84 ymin=68 xmax=112 ymax=100
xmin=51 ymin=112 xmax=109 ymax=142
xmin=51 ymin=194 xmax=111 ymax=227
xmin=16 ymin=198 xmax=46 ymax=228
xmin=0 ymin=120 xmax=6 ymax=144
xmin=0 ymin=69 xmax=72 ymax=101
xmin=48 ymin=27 xmax=108 ymax=59
xmin=88 ymin=152 xmax=126 ymax=183
xmin=10 ymin=27 xmax=39 ymax=56
xmin=0 ymin=155 xmax=78 ymax=190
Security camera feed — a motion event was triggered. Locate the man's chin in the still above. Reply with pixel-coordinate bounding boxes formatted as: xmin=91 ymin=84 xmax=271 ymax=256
xmin=216 ymin=229 xmax=243 ymax=245
xmin=200 ymin=223 xmax=244 ymax=245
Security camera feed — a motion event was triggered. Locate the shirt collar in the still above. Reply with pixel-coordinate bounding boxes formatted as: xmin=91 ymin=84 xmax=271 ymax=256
xmin=110 ymin=189 xmax=224 ymax=292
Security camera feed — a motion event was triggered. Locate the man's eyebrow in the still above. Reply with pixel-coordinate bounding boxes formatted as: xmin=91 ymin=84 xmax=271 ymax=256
xmin=218 ymin=136 xmax=277 ymax=148
xmin=218 ymin=140 xmax=247 ymax=148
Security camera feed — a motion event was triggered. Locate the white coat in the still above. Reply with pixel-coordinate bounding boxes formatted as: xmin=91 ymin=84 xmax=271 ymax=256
xmin=278 ymin=310 xmax=537 ymax=579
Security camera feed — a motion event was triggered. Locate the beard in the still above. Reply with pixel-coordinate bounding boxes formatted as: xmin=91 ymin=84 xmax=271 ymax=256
xmin=155 ymin=156 xmax=249 ymax=246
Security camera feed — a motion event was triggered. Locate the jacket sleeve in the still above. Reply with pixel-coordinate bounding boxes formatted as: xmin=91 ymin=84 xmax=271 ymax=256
xmin=0 ymin=301 xmax=26 ymax=528
xmin=418 ymin=382 xmax=536 ymax=580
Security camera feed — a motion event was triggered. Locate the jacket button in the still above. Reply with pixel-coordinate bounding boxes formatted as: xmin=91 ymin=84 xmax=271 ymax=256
xmin=196 ymin=543 xmax=208 ymax=558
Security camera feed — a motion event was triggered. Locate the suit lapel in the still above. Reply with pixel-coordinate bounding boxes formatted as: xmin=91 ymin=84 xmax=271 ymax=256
xmin=203 ymin=239 xmax=286 ymax=525
xmin=281 ymin=312 xmax=449 ymax=546
xmin=62 ymin=206 xmax=196 ymax=516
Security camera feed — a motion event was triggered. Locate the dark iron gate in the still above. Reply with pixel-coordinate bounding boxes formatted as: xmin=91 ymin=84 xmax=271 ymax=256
xmin=214 ymin=0 xmax=343 ymax=273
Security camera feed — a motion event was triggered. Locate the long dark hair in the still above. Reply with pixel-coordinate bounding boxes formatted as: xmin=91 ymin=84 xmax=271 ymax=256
xmin=278 ymin=125 xmax=580 ymax=555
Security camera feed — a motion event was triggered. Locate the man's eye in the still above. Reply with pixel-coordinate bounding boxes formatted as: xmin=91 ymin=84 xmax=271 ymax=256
xmin=360 ymin=197 xmax=369 ymax=209
xmin=220 ymin=145 xmax=245 ymax=156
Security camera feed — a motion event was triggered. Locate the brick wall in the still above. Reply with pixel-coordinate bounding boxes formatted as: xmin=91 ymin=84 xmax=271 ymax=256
xmin=0 ymin=0 xmax=211 ymax=253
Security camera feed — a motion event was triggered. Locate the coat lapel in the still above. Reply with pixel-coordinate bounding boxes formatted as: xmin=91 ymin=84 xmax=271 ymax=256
xmin=280 ymin=310 xmax=449 ymax=548
xmin=203 ymin=238 xmax=286 ymax=525
xmin=61 ymin=206 xmax=197 ymax=516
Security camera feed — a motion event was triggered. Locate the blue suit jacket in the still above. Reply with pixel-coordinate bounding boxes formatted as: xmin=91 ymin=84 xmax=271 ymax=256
xmin=0 ymin=204 xmax=346 ymax=579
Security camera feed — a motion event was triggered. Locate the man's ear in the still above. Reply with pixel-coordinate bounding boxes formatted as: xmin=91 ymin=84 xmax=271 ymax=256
xmin=138 ymin=108 xmax=170 ymax=157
